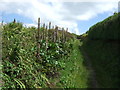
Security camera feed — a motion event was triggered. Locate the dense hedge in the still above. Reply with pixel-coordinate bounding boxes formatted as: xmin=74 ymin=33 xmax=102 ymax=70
xmin=88 ymin=13 xmax=120 ymax=40
xmin=82 ymin=12 xmax=120 ymax=88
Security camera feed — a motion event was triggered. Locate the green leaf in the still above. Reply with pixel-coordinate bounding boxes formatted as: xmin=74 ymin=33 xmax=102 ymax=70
xmin=14 ymin=79 xmax=25 ymax=88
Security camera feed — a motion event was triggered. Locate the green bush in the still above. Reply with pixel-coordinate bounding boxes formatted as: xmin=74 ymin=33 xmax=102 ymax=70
xmin=88 ymin=13 xmax=120 ymax=40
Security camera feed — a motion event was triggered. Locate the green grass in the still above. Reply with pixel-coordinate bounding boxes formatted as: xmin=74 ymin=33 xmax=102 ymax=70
xmin=82 ymin=39 xmax=120 ymax=88
xmin=55 ymin=39 xmax=89 ymax=88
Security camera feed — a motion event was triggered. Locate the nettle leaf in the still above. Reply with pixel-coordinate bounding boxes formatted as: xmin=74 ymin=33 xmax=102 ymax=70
xmin=41 ymin=52 xmax=45 ymax=56
xmin=55 ymin=61 xmax=58 ymax=65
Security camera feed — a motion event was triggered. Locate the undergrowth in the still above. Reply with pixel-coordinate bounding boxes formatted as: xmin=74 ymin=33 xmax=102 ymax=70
xmin=1 ymin=22 xmax=74 ymax=88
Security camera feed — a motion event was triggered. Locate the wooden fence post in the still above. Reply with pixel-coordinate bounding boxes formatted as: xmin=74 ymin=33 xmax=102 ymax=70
xmin=52 ymin=26 xmax=54 ymax=29
xmin=1 ymin=21 xmax=3 ymax=26
xmin=54 ymin=26 xmax=58 ymax=42
xmin=54 ymin=26 xmax=56 ymax=43
xmin=43 ymin=23 xmax=45 ymax=40
xmin=56 ymin=26 xmax=58 ymax=42
xmin=51 ymin=25 xmax=54 ymax=42
xmin=13 ymin=18 xmax=16 ymax=23
xmin=49 ymin=22 xmax=51 ymax=30
xmin=65 ymin=28 xmax=68 ymax=42
xmin=36 ymin=17 xmax=41 ymax=61
xmin=46 ymin=26 xmax=48 ymax=51
xmin=62 ymin=28 xmax=65 ymax=43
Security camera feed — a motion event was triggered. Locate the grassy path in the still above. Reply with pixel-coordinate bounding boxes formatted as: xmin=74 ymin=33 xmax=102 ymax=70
xmin=81 ymin=40 xmax=120 ymax=88
xmin=54 ymin=39 xmax=89 ymax=88
xmin=80 ymin=45 xmax=99 ymax=88
xmin=53 ymin=39 xmax=99 ymax=88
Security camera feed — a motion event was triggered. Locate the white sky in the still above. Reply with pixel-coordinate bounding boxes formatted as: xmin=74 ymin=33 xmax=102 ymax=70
xmin=0 ymin=0 xmax=119 ymax=34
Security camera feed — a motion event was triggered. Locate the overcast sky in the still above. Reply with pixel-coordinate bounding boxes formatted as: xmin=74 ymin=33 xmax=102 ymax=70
xmin=0 ymin=0 xmax=119 ymax=35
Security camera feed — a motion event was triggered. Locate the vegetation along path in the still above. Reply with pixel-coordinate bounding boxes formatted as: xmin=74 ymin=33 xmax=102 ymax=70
xmin=54 ymin=39 xmax=99 ymax=88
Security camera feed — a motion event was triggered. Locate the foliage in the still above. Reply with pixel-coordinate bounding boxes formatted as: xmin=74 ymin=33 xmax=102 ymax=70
xmin=58 ymin=40 xmax=89 ymax=88
xmin=88 ymin=12 xmax=120 ymax=40
xmin=2 ymin=22 xmax=74 ymax=88
xmin=82 ymin=40 xmax=120 ymax=88
xmin=81 ymin=12 xmax=120 ymax=88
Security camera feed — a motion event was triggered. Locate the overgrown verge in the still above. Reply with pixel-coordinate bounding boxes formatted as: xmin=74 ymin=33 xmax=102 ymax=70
xmin=1 ymin=22 xmax=74 ymax=88
xmin=54 ymin=40 xmax=89 ymax=88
